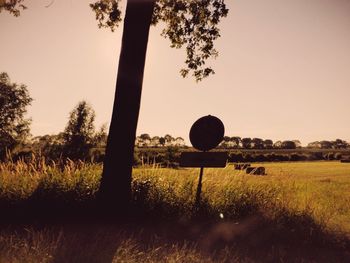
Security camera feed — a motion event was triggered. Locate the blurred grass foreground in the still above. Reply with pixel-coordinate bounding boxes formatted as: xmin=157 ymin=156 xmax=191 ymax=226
xmin=1 ymin=158 xmax=350 ymax=262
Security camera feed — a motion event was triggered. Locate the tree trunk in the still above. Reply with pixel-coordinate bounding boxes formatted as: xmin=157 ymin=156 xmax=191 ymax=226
xmin=99 ymin=0 xmax=155 ymax=213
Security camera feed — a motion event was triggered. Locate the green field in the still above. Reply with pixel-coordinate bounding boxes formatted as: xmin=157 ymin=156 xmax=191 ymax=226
xmin=134 ymin=161 xmax=350 ymax=232
xmin=1 ymin=161 xmax=350 ymax=262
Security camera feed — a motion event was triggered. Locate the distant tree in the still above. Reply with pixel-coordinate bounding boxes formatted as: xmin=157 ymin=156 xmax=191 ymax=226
xmin=135 ymin=136 xmax=143 ymax=147
xmin=220 ymin=136 xmax=231 ymax=148
xmin=231 ymin=136 xmax=242 ymax=148
xmin=139 ymin=133 xmax=151 ymax=146
xmin=174 ymin=137 xmax=185 ymax=147
xmin=307 ymin=141 xmax=321 ymax=148
xmin=273 ymin=140 xmax=282 ymax=149
xmin=151 ymin=136 xmax=160 ymax=147
xmin=223 ymin=136 xmax=231 ymax=142
xmin=164 ymin=134 xmax=174 ymax=146
xmin=140 ymin=133 xmax=151 ymax=141
xmin=252 ymin=138 xmax=263 ymax=149
xmin=242 ymin=138 xmax=252 ymax=149
xmin=292 ymin=140 xmax=302 ymax=148
xmin=94 ymin=124 xmax=108 ymax=147
xmin=30 ymin=133 xmax=65 ymax=160
xmin=281 ymin=140 xmax=296 ymax=149
xmin=159 ymin=137 xmax=166 ymax=147
xmin=63 ymin=101 xmax=96 ymax=160
xmin=334 ymin=139 xmax=348 ymax=149
xmin=0 ymin=72 xmax=32 ymax=160
xmin=320 ymin=140 xmax=332 ymax=149
xmin=263 ymin=139 xmax=273 ymax=149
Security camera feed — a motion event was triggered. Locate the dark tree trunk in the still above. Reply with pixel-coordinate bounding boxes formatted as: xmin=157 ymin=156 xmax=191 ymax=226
xmin=99 ymin=0 xmax=155 ymax=212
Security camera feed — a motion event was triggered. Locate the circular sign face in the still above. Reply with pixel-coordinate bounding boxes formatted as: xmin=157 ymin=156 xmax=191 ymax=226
xmin=189 ymin=115 xmax=225 ymax=151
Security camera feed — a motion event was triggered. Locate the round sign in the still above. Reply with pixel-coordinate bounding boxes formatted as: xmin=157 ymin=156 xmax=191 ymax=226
xmin=189 ymin=115 xmax=225 ymax=151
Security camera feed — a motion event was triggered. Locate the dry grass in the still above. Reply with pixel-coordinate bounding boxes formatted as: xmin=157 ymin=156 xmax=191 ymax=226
xmin=1 ymin=159 xmax=350 ymax=262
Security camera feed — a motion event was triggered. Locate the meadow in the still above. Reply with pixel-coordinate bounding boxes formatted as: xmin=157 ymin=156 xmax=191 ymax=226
xmin=0 ymin=159 xmax=350 ymax=262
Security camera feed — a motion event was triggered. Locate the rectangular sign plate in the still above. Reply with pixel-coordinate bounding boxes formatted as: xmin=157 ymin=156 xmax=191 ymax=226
xmin=180 ymin=152 xmax=228 ymax=168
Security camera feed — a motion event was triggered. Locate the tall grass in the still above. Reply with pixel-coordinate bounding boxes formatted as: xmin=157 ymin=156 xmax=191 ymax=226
xmin=132 ymin=163 xmax=350 ymax=233
xmin=0 ymin=157 xmax=101 ymax=202
xmin=1 ymin=158 xmax=350 ymax=262
xmin=0 ymin=225 xmax=245 ymax=263
xmin=1 ymin=159 xmax=350 ymax=230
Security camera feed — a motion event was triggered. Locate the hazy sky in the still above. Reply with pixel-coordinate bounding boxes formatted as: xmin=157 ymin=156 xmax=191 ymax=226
xmin=1 ymin=0 xmax=350 ymax=145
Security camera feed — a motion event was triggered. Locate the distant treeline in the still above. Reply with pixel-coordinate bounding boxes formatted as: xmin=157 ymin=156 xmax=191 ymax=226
xmin=135 ymin=135 xmax=350 ymax=150
xmin=134 ymin=147 xmax=350 ymax=167
xmin=11 ymin=134 xmax=349 ymax=165
xmin=218 ymin=137 xmax=349 ymax=150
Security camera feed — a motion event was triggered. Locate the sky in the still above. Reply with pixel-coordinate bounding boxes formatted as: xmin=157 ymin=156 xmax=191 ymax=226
xmin=1 ymin=0 xmax=350 ymax=146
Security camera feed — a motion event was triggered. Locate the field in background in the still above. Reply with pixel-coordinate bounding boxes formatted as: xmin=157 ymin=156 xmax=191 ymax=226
xmin=134 ymin=161 xmax=350 ymax=233
xmin=1 ymin=160 xmax=350 ymax=262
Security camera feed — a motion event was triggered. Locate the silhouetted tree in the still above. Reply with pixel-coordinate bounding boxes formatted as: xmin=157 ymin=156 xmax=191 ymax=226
xmin=0 ymin=72 xmax=32 ymax=160
xmin=231 ymin=136 xmax=242 ymax=148
xmin=2 ymin=0 xmax=229 ymax=210
xmin=242 ymin=138 xmax=252 ymax=149
xmin=91 ymin=0 xmax=228 ymax=211
xmin=94 ymin=124 xmax=108 ymax=147
xmin=263 ymin=139 xmax=273 ymax=149
xmin=174 ymin=137 xmax=185 ymax=147
xmin=320 ymin=140 xmax=332 ymax=149
xmin=223 ymin=136 xmax=230 ymax=142
xmin=159 ymin=137 xmax=166 ymax=147
xmin=252 ymin=138 xmax=263 ymax=149
xmin=151 ymin=136 xmax=160 ymax=147
xmin=220 ymin=136 xmax=231 ymax=148
xmin=164 ymin=134 xmax=174 ymax=146
xmin=292 ymin=140 xmax=302 ymax=148
xmin=273 ymin=140 xmax=282 ymax=149
xmin=140 ymin=133 xmax=151 ymax=141
xmin=281 ymin=140 xmax=296 ymax=149
xmin=63 ymin=101 xmax=96 ymax=160
xmin=334 ymin=139 xmax=348 ymax=149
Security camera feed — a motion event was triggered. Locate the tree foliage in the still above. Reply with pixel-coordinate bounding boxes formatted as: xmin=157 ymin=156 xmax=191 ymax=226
xmin=90 ymin=0 xmax=228 ymax=81
xmin=63 ymin=101 xmax=96 ymax=160
xmin=0 ymin=72 xmax=32 ymax=159
xmin=89 ymin=0 xmax=122 ymax=30
xmin=280 ymin=140 xmax=296 ymax=149
xmin=307 ymin=139 xmax=349 ymax=149
xmin=0 ymin=0 xmax=26 ymax=16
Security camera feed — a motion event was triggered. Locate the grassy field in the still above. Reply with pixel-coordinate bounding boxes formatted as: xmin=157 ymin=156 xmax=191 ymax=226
xmin=0 ymin=160 xmax=350 ymax=262
xmin=133 ymin=161 xmax=350 ymax=232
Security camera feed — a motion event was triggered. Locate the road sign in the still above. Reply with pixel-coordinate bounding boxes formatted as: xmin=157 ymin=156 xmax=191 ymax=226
xmin=189 ymin=115 xmax=225 ymax=152
xmin=183 ymin=115 xmax=226 ymax=208
xmin=180 ymin=152 xmax=227 ymax=167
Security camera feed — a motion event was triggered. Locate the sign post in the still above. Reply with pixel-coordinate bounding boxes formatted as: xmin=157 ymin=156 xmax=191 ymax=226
xmin=195 ymin=167 xmax=204 ymax=207
xmin=179 ymin=115 xmax=227 ymax=207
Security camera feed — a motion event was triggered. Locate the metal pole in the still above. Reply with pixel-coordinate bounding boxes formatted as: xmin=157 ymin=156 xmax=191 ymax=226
xmin=195 ymin=166 xmax=204 ymax=207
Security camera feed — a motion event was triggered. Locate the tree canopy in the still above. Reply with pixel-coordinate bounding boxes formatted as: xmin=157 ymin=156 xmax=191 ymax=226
xmin=90 ymin=0 xmax=228 ymax=81
xmin=0 ymin=72 xmax=32 ymax=159
xmin=63 ymin=101 xmax=96 ymax=160
xmin=0 ymin=0 xmax=26 ymax=16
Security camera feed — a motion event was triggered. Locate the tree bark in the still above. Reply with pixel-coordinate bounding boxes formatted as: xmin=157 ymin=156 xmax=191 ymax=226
xmin=99 ymin=0 xmax=155 ymax=212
